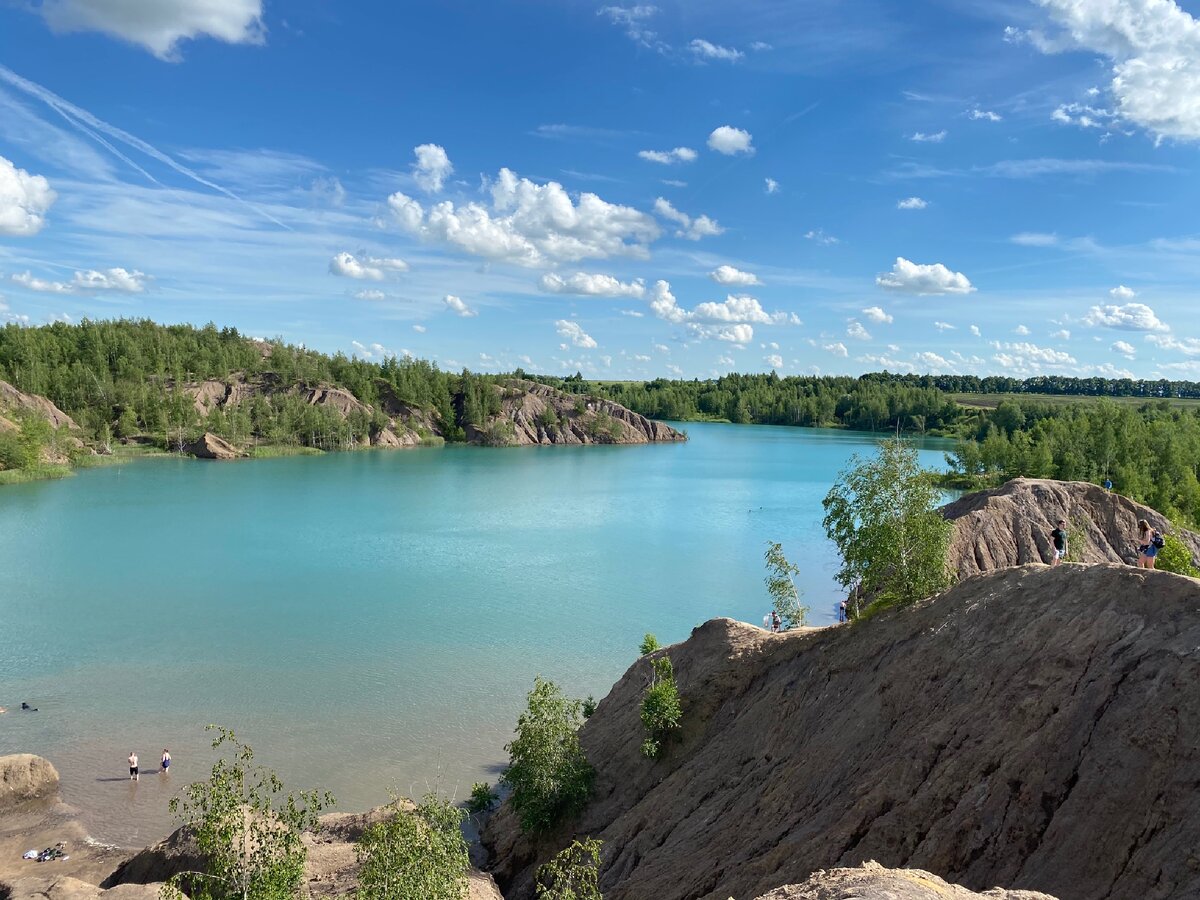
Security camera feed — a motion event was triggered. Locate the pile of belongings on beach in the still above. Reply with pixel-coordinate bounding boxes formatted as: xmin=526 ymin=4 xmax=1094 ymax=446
xmin=22 ymin=842 xmax=69 ymax=862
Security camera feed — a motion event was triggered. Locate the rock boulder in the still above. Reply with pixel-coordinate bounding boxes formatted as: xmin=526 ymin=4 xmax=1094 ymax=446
xmin=942 ymin=477 xmax=1200 ymax=577
xmin=0 ymin=755 xmax=60 ymax=811
xmin=754 ymin=861 xmax=1057 ymax=899
xmin=183 ymin=432 xmax=240 ymax=460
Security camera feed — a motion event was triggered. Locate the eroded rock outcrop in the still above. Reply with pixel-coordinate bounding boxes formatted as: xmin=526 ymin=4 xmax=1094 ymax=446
xmin=0 ymin=381 xmax=78 ymax=431
xmin=485 ymin=564 xmax=1200 ymax=900
xmin=942 ymin=478 xmax=1200 ymax=578
xmin=0 ymin=755 xmax=60 ymax=812
xmin=755 ymin=861 xmax=1057 ymax=899
xmin=182 ymin=431 xmax=241 ymax=460
xmin=468 ymin=379 xmax=685 ymax=446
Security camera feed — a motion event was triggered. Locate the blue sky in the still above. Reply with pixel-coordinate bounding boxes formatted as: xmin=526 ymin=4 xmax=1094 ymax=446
xmin=2 ymin=0 xmax=1200 ymax=380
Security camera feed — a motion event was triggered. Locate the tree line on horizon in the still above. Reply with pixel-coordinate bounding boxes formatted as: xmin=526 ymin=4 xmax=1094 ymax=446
xmin=7 ymin=319 xmax=1200 ymax=524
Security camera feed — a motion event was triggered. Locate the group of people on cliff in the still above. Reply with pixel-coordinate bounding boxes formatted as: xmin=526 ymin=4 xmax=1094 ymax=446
xmin=1047 ymin=516 xmax=1164 ymax=569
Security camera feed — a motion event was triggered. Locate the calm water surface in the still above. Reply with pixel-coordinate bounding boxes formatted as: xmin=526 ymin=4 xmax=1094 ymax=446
xmin=0 ymin=423 xmax=950 ymax=845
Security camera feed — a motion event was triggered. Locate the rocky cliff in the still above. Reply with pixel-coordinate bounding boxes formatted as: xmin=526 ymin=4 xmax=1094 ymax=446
xmin=466 ymin=379 xmax=685 ymax=446
xmin=754 ymin=861 xmax=1056 ymax=899
xmin=0 ymin=381 xmax=84 ymax=464
xmin=484 ymin=563 xmax=1200 ymax=900
xmin=942 ymin=477 xmax=1200 ymax=577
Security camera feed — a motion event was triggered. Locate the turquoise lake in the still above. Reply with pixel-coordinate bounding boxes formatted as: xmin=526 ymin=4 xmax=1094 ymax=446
xmin=0 ymin=423 xmax=951 ymax=846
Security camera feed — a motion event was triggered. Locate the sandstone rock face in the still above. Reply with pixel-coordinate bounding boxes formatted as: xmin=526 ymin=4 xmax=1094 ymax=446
xmin=0 ymin=381 xmax=78 ymax=431
xmin=182 ymin=431 xmax=240 ymax=460
xmin=754 ymin=861 xmax=1057 ymax=900
xmin=0 ymin=755 xmax=60 ymax=811
xmin=943 ymin=477 xmax=1200 ymax=577
xmin=101 ymin=825 xmax=203 ymax=888
xmin=485 ymin=564 xmax=1200 ymax=900
xmin=468 ymin=379 xmax=685 ymax=446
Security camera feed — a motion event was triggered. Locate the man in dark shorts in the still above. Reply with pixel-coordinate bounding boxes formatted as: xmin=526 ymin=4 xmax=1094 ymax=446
xmin=128 ymin=751 xmax=139 ymax=781
xmin=1050 ymin=519 xmax=1067 ymax=567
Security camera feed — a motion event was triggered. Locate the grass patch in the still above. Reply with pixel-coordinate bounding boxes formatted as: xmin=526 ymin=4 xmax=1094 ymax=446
xmin=0 ymin=464 xmax=73 ymax=485
xmin=247 ymin=444 xmax=325 ymax=458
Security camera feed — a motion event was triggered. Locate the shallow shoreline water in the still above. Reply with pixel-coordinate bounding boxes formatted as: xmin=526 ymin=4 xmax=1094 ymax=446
xmin=0 ymin=423 xmax=952 ymax=846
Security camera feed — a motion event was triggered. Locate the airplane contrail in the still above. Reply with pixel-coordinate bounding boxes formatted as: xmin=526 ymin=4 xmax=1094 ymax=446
xmin=0 ymin=64 xmax=290 ymax=230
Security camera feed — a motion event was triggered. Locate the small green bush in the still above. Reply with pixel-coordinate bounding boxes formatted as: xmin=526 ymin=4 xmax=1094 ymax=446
xmin=1156 ymin=533 xmax=1200 ymax=577
xmin=466 ymin=782 xmax=498 ymax=815
xmin=639 ymin=656 xmax=682 ymax=760
xmin=501 ymin=677 xmax=595 ymax=834
xmin=355 ymin=794 xmax=469 ymax=900
xmin=535 ymin=838 xmax=603 ymax=900
xmin=581 ymin=696 xmax=597 ymax=719
xmin=638 ymin=633 xmax=660 ymax=656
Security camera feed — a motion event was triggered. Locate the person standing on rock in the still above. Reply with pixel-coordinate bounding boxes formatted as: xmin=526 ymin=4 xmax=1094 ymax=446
xmin=1137 ymin=519 xmax=1160 ymax=569
xmin=771 ymin=610 xmax=781 ymax=633
xmin=1050 ymin=519 xmax=1068 ymax=566
xmin=128 ymin=751 xmax=138 ymax=781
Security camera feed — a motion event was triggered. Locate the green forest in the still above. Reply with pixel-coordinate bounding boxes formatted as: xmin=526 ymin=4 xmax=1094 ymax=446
xmin=6 ymin=319 xmax=1200 ymax=525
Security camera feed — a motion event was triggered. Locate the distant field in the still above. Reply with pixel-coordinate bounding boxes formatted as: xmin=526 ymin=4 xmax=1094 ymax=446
xmin=951 ymin=392 xmax=1200 ymax=410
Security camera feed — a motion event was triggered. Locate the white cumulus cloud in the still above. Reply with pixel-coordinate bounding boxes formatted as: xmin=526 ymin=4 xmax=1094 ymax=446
xmin=707 ymin=125 xmax=754 ymax=155
xmin=0 ymin=155 xmax=56 ymax=236
xmin=691 ymin=295 xmax=773 ymax=325
xmin=764 ymin=354 xmax=783 ymax=368
xmin=824 ymin=342 xmax=849 ymax=357
xmin=862 ymin=306 xmax=893 ymax=324
xmin=329 ymin=252 xmax=408 ymax=281
xmin=72 ymin=268 xmax=148 ymax=292
xmin=1083 ymin=302 xmax=1168 ymax=331
xmin=444 ymin=294 xmax=478 ymax=317
xmin=934 ymin=321 xmax=956 ymax=331
xmin=764 ymin=178 xmax=780 ymax=194
xmin=1110 ymin=284 xmax=1137 ymax=299
xmin=1014 ymin=324 xmax=1031 ymax=336
xmin=1033 ymin=0 xmax=1200 ymax=141
xmin=12 ymin=271 xmax=73 ymax=294
xmin=35 ymin=0 xmax=265 ymax=60
xmin=909 ymin=130 xmax=947 ymax=143
xmin=1112 ymin=340 xmax=1136 ymax=358
xmin=876 ymin=257 xmax=975 ymax=295
xmin=556 ymin=319 xmax=598 ymax=348
xmin=638 ymin=147 xmax=698 ymax=165
xmin=412 ymin=144 xmax=453 ymax=193
xmin=388 ymin=169 xmax=660 ymax=267
xmin=539 ymin=272 xmax=646 ymax=297
xmin=1147 ymin=334 xmax=1200 ymax=356
xmin=653 ymin=197 xmax=723 ymax=240
xmin=897 ymin=196 xmax=927 ymax=210
xmin=690 ymin=39 xmax=743 ymax=61
xmin=847 ymin=321 xmax=872 ymax=341
xmin=969 ymin=109 xmax=1003 ymax=122
xmin=710 ymin=265 xmax=761 ymax=286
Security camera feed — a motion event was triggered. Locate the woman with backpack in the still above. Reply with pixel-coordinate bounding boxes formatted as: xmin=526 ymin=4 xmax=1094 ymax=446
xmin=1137 ymin=519 xmax=1163 ymax=569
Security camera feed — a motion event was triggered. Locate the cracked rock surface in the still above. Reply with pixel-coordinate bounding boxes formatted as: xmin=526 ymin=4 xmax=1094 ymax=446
xmin=484 ymin=563 xmax=1200 ymax=900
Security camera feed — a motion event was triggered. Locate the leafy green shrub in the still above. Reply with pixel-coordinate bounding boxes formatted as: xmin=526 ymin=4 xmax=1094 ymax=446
xmin=466 ymin=782 xmax=498 ymax=815
xmin=822 ymin=437 xmax=952 ymax=610
xmin=638 ymin=633 xmax=660 ymax=656
xmin=355 ymin=794 xmax=469 ymax=900
xmin=164 ymin=725 xmax=333 ymax=900
xmin=535 ymin=407 xmax=560 ymax=431
xmin=501 ymin=677 xmax=595 ymax=834
xmin=639 ymin=656 xmax=682 ymax=760
xmin=1156 ymin=533 xmax=1200 ymax=577
xmin=581 ymin=696 xmax=597 ymax=719
xmin=763 ymin=542 xmax=807 ymax=628
xmin=535 ymin=838 xmax=603 ymax=900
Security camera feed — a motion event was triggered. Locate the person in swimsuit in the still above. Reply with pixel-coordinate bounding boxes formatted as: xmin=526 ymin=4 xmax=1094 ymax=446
xmin=128 ymin=751 xmax=139 ymax=781
xmin=161 ymin=750 xmax=171 ymax=774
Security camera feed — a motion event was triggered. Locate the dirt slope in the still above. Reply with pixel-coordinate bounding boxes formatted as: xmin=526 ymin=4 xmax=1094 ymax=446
xmin=755 ymin=860 xmax=1057 ymax=899
xmin=942 ymin=478 xmax=1200 ymax=577
xmin=485 ymin=563 xmax=1200 ymax=900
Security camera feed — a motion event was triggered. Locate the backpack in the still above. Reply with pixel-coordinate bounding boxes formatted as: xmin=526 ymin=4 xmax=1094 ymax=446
xmin=1152 ymin=531 xmax=1165 ymax=549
